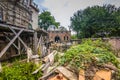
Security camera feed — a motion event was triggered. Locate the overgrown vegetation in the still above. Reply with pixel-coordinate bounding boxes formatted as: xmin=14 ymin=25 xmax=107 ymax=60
xmin=56 ymin=39 xmax=120 ymax=79
xmin=0 ymin=62 xmax=42 ymax=80
xmin=71 ymin=34 xmax=77 ymax=39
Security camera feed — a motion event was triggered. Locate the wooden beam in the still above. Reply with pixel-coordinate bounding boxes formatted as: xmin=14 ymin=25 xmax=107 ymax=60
xmin=42 ymin=62 xmax=50 ymax=75
xmin=39 ymin=68 xmax=56 ymax=80
xmin=32 ymin=64 xmax=45 ymax=74
xmin=4 ymin=33 xmax=19 ymax=50
xmin=9 ymin=27 xmax=28 ymax=49
xmin=37 ymin=35 xmax=42 ymax=49
xmin=56 ymin=66 xmax=78 ymax=80
xmin=18 ymin=39 xmax=21 ymax=54
xmin=0 ymin=29 xmax=23 ymax=58
xmin=0 ymin=23 xmax=34 ymax=32
xmin=40 ymin=35 xmax=44 ymax=56
xmin=34 ymin=32 xmax=38 ymax=55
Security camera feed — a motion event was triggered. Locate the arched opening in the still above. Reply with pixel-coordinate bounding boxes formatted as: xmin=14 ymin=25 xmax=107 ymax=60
xmin=55 ymin=36 xmax=61 ymax=42
xmin=64 ymin=36 xmax=69 ymax=41
xmin=64 ymin=36 xmax=65 ymax=40
xmin=28 ymin=23 xmax=33 ymax=29
xmin=66 ymin=36 xmax=69 ymax=40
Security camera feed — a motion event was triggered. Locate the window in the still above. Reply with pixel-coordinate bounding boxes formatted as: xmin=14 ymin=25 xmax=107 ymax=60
xmin=64 ymin=36 xmax=69 ymax=41
xmin=0 ymin=7 xmax=3 ymax=21
xmin=67 ymin=36 xmax=69 ymax=40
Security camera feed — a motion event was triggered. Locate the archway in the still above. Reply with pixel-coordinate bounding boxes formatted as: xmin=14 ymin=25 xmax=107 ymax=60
xmin=54 ymin=36 xmax=61 ymax=42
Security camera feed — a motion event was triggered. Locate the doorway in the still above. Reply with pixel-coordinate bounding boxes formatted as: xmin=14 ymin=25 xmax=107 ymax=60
xmin=55 ymin=36 xmax=61 ymax=42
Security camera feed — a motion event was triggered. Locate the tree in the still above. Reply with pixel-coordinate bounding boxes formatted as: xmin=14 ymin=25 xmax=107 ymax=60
xmin=38 ymin=11 xmax=60 ymax=30
xmin=71 ymin=34 xmax=77 ymax=39
xmin=70 ymin=4 xmax=120 ymax=38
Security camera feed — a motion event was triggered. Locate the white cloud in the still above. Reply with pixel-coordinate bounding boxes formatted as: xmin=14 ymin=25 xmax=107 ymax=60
xmin=37 ymin=0 xmax=120 ymax=30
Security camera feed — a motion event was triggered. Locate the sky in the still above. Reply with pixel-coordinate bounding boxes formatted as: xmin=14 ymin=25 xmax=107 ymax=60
xmin=34 ymin=0 xmax=120 ymax=30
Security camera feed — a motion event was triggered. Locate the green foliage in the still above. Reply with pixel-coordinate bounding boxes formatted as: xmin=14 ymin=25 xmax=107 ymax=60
xmin=59 ymin=39 xmax=120 ymax=70
xmin=71 ymin=34 xmax=77 ymax=39
xmin=38 ymin=11 xmax=60 ymax=30
xmin=70 ymin=4 xmax=120 ymax=38
xmin=0 ymin=62 xmax=42 ymax=80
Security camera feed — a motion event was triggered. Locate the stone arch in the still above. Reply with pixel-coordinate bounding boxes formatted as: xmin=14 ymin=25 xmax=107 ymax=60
xmin=54 ymin=36 xmax=61 ymax=42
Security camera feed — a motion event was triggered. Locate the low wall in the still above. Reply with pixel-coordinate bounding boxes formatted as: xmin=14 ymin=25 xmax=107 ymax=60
xmin=108 ymin=38 xmax=120 ymax=57
xmin=71 ymin=38 xmax=120 ymax=57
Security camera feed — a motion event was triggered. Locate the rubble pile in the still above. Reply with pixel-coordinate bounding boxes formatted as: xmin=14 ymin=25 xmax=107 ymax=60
xmin=36 ymin=39 xmax=120 ymax=80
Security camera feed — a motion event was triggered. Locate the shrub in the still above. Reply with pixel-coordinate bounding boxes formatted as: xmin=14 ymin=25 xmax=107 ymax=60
xmin=0 ymin=62 xmax=42 ymax=80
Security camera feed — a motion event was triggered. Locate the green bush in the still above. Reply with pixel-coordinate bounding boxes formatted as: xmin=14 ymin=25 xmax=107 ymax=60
xmin=59 ymin=39 xmax=120 ymax=70
xmin=0 ymin=62 xmax=42 ymax=80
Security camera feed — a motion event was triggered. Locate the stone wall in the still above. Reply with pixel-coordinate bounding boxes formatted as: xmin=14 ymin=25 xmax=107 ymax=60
xmin=48 ymin=31 xmax=71 ymax=42
xmin=108 ymin=38 xmax=120 ymax=57
xmin=0 ymin=0 xmax=39 ymax=29
xmin=0 ymin=1 xmax=31 ymax=28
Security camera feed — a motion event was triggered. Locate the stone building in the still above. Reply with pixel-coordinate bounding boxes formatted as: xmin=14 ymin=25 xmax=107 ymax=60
xmin=47 ymin=25 xmax=71 ymax=42
xmin=0 ymin=0 xmax=39 ymax=29
xmin=0 ymin=0 xmax=48 ymax=60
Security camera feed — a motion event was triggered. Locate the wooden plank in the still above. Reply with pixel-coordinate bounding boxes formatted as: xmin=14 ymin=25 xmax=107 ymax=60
xmin=0 ymin=29 xmax=23 ymax=58
xmin=93 ymin=70 xmax=112 ymax=80
xmin=27 ymin=47 xmax=33 ymax=62
xmin=79 ymin=69 xmax=85 ymax=80
xmin=34 ymin=32 xmax=38 ymax=55
xmin=37 ymin=35 xmax=42 ymax=49
xmin=56 ymin=66 xmax=78 ymax=80
xmin=47 ymin=50 xmax=57 ymax=65
xmin=0 ymin=23 xmax=34 ymax=32
xmin=42 ymin=62 xmax=50 ymax=72
xmin=40 ymin=35 xmax=44 ymax=57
